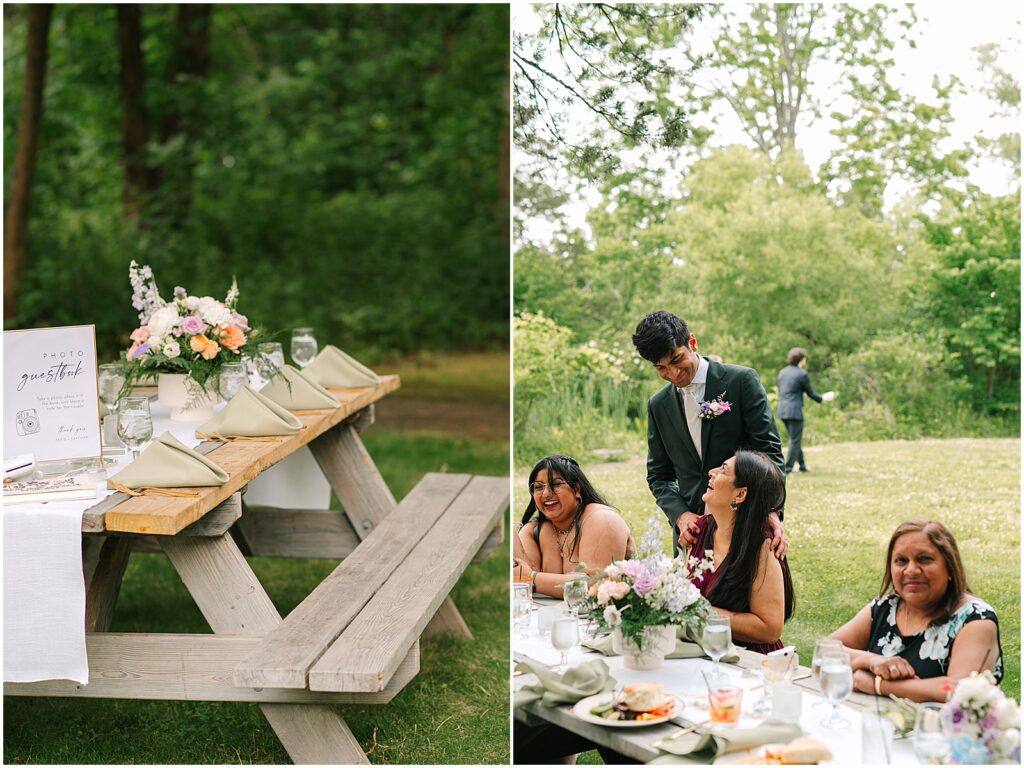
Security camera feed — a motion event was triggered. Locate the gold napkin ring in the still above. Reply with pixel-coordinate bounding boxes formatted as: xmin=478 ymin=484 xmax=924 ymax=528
xmin=109 ymin=481 xmax=202 ymax=498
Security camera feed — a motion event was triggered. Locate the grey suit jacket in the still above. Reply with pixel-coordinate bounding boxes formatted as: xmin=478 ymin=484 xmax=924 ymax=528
xmin=776 ymin=364 xmax=823 ymax=421
xmin=646 ymin=361 xmax=785 ymax=533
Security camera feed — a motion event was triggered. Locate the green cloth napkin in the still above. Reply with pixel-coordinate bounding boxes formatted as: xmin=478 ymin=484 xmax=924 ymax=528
xmin=196 ymin=386 xmax=302 ymax=438
xmin=108 ymin=432 xmax=229 ymax=489
xmin=513 ymin=658 xmax=616 ymax=709
xmin=581 ymin=627 xmax=741 ymax=663
xmin=303 ymin=345 xmax=380 ymax=388
xmin=652 ymin=721 xmax=802 ymax=763
xmin=259 ymin=365 xmax=340 ymax=410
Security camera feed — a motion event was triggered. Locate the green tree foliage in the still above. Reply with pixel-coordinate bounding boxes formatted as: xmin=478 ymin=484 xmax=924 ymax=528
xmin=974 ymin=41 xmax=1021 ymax=179
xmin=4 ymin=4 xmax=509 ymax=358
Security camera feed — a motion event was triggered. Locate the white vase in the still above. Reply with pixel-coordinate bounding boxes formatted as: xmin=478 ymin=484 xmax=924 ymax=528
xmin=612 ymin=625 xmax=676 ymax=670
xmin=157 ymin=373 xmax=219 ymax=422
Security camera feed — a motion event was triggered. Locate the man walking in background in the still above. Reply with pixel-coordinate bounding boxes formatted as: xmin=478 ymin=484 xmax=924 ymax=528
xmin=777 ymin=347 xmax=834 ymax=475
xmin=631 ymin=311 xmax=787 ymax=557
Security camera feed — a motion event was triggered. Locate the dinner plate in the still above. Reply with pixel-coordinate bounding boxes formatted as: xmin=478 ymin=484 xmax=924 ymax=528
xmin=713 ymin=744 xmax=835 ymax=765
xmin=572 ymin=692 xmax=682 ymax=728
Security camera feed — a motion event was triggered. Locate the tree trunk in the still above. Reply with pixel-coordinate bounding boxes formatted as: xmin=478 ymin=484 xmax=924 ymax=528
xmin=158 ymin=3 xmax=211 ymax=225
xmin=117 ymin=4 xmax=150 ymax=222
xmin=4 ymin=4 xmax=53 ymax=321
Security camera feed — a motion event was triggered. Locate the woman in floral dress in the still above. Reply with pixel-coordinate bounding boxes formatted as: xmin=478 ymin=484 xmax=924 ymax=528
xmin=830 ymin=520 xmax=1003 ymax=703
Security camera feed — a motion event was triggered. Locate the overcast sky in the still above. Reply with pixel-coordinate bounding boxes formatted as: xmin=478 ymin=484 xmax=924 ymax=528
xmin=515 ymin=2 xmax=1022 ymax=241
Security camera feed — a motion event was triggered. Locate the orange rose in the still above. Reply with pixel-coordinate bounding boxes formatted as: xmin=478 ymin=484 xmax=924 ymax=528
xmin=190 ymin=334 xmax=220 ymax=360
xmin=217 ymin=324 xmax=246 ymax=352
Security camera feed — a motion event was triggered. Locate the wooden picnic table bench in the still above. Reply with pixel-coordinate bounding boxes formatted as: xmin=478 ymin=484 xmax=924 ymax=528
xmin=5 ymin=376 xmax=510 ymax=764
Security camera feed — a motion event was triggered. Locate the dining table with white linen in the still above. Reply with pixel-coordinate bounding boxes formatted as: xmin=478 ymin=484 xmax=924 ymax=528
xmin=514 ymin=598 xmax=922 ymax=765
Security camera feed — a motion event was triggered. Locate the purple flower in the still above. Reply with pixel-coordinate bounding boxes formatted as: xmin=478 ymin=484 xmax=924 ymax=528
xmin=980 ymin=714 xmax=997 ymax=731
xmin=173 ymin=286 xmax=187 ymax=298
xmin=128 ymin=342 xmax=150 ymax=360
xmin=633 ymin=575 xmax=655 ymax=597
xmin=619 ymin=561 xmax=643 ymax=579
xmin=952 ymin=706 xmax=966 ymax=724
xmin=180 ymin=315 xmax=207 ymax=335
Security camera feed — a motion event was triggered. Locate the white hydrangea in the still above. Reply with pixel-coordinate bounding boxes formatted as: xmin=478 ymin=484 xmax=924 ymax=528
xmin=991 ymin=727 xmax=1020 ymax=758
xmin=197 ymin=296 xmax=232 ymax=326
xmin=147 ymin=305 xmax=180 ymax=338
xmin=995 ymin=697 xmax=1020 ymax=730
xmin=184 ymin=296 xmax=201 ymax=311
xmin=163 ymin=340 xmax=181 ymax=359
xmin=953 ymin=672 xmax=1002 ymax=709
xmin=147 ymin=334 xmax=165 ymax=351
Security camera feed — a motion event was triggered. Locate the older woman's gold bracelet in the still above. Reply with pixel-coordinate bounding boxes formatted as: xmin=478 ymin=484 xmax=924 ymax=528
xmin=874 ymin=675 xmax=883 ymax=696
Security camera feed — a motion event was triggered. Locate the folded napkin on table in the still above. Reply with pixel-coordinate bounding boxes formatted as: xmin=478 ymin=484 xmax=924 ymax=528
xmin=108 ymin=432 xmax=229 ymax=489
xmin=582 ymin=626 xmax=741 ymax=663
xmin=259 ymin=365 xmax=340 ymax=410
xmin=651 ymin=721 xmax=803 ymax=763
xmin=196 ymin=386 xmax=302 ymax=438
xmin=302 ymin=345 xmax=380 ymax=388
xmin=513 ymin=658 xmax=616 ymax=709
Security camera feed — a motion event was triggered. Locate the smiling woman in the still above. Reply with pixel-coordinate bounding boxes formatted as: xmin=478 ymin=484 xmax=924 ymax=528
xmin=514 ymin=455 xmax=634 ymax=597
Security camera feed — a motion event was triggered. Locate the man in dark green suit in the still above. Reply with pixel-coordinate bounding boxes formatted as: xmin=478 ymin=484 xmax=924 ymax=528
xmin=631 ymin=311 xmax=788 ymax=557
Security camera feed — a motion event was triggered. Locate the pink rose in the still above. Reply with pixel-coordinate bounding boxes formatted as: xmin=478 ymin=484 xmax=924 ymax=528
xmin=231 ymin=312 xmax=250 ymax=332
xmin=130 ymin=326 xmax=149 ymax=343
xmin=180 ymin=315 xmax=207 ymax=336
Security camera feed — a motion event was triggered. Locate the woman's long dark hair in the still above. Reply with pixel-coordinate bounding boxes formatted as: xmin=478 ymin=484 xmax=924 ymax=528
xmin=706 ymin=450 xmax=795 ymax=620
xmin=521 ymin=455 xmax=609 ymax=562
xmin=880 ymin=520 xmax=969 ymax=627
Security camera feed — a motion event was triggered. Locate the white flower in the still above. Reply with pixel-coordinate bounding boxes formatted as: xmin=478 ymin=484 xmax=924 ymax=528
xmin=995 ymin=698 xmax=1021 ymax=730
xmin=991 ymin=727 xmax=1020 ymax=758
xmin=147 ymin=334 xmax=165 ymax=351
xmin=185 ymin=296 xmax=201 ymax=311
xmin=953 ymin=672 xmax=1002 ymax=709
xmin=197 ymin=296 xmax=232 ymax=326
xmin=163 ymin=340 xmax=181 ymax=358
xmin=147 ymin=305 xmax=180 ymax=338
xmin=603 ymin=605 xmax=622 ymax=626
xmin=604 ymin=564 xmax=622 ymax=579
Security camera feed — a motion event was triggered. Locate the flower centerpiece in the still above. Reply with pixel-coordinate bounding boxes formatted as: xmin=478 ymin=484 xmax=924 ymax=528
xmin=582 ymin=514 xmax=713 ymax=668
xmin=121 ymin=261 xmax=268 ymax=419
xmin=941 ymin=671 xmax=1020 ymax=764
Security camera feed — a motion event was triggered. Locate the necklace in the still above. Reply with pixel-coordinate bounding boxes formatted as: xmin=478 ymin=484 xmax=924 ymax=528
xmin=553 ymin=522 xmax=572 ymax=554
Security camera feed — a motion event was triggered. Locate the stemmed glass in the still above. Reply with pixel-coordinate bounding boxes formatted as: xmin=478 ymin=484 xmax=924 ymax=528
xmin=812 ymin=638 xmax=843 ymax=707
xmin=97 ymin=363 xmax=126 ymax=453
xmin=752 ymin=653 xmax=795 ymax=716
xmin=249 ymin=342 xmax=285 ymax=389
xmin=218 ymin=361 xmax=247 ymax=401
xmin=512 ymin=582 xmax=532 ymax=639
xmin=290 ymin=327 xmax=318 ymax=369
xmin=703 ymin=612 xmax=732 ymax=672
xmin=913 ymin=703 xmax=951 ymax=764
xmin=117 ymin=397 xmax=153 ymax=461
xmin=818 ymin=650 xmax=853 ymax=729
xmin=551 ymin=614 xmax=579 ymax=673
xmin=562 ymin=574 xmax=589 ymax=618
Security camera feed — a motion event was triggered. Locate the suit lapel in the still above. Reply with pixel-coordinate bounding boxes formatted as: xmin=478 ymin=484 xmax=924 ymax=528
xmin=701 ymin=363 xmax=725 ymax=467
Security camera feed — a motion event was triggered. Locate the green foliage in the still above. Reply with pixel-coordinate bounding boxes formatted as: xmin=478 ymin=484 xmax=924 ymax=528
xmin=4 ymin=4 xmax=509 ymax=359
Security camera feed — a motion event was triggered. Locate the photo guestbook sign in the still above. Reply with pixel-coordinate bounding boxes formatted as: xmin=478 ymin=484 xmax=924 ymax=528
xmin=3 ymin=325 xmax=102 ymax=462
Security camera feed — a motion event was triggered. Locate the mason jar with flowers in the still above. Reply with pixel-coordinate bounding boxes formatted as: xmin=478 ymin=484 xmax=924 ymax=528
xmin=940 ymin=671 xmax=1021 ymax=764
xmin=582 ymin=514 xmax=714 ymax=670
xmin=121 ymin=261 xmax=269 ymax=421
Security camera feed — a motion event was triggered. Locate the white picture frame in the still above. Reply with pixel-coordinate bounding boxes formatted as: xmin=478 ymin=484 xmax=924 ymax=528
xmin=3 ymin=325 xmax=102 ymax=463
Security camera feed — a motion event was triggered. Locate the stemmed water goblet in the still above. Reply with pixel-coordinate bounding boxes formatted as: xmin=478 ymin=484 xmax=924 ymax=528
xmin=812 ymin=638 xmax=843 ymax=707
xmin=218 ymin=361 xmax=247 ymax=401
xmin=913 ymin=702 xmax=951 ymax=764
xmin=97 ymin=363 xmax=126 ymax=453
xmin=290 ymin=327 xmax=318 ymax=369
xmin=117 ymin=397 xmax=153 ymax=461
xmin=703 ymin=612 xmax=731 ymax=672
xmin=819 ymin=650 xmax=853 ymax=729
xmin=551 ymin=613 xmax=579 ymax=673
xmin=512 ymin=582 xmax=532 ymax=639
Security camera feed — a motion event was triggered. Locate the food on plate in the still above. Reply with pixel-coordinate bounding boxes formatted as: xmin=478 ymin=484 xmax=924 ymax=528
xmin=737 ymin=738 xmax=833 ymax=765
xmin=589 ymin=683 xmax=677 ymax=721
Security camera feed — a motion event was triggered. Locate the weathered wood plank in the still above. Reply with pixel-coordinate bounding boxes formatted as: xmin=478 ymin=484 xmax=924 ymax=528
xmin=235 ymin=506 xmax=359 ymax=559
xmin=85 ymin=537 xmax=132 ymax=632
xmin=234 ymin=474 xmax=472 ymax=689
xmin=308 ymin=475 xmax=508 ymax=692
xmin=99 ymin=375 xmax=399 ymax=535
xmin=261 ymin=703 xmax=369 ymax=765
xmin=3 ymin=634 xmax=418 ymax=705
xmin=472 ymin=515 xmax=505 ymax=564
xmin=308 ymin=424 xmax=396 ymax=538
xmin=420 ymin=599 xmax=474 ymax=641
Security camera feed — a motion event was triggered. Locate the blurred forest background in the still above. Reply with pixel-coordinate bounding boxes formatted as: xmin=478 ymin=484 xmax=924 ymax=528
xmin=4 ymin=4 xmax=509 ymax=360
xmin=513 ymin=4 xmax=1020 ymax=463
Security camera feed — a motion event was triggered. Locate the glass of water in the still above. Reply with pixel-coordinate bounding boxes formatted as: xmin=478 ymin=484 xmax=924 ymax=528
xmin=218 ymin=361 xmax=247 ymax=401
xmin=913 ymin=702 xmax=951 ymax=764
xmin=818 ymin=650 xmax=853 ymax=729
xmin=117 ymin=397 xmax=153 ymax=461
xmin=97 ymin=363 xmax=126 ymax=451
xmin=703 ymin=612 xmax=732 ymax=673
xmin=562 ymin=573 xmax=589 ymax=617
xmin=290 ymin=327 xmax=318 ymax=369
xmin=551 ymin=614 xmax=579 ymax=673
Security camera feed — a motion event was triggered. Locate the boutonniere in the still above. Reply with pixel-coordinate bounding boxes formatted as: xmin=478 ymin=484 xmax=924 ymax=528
xmin=698 ymin=392 xmax=732 ymax=420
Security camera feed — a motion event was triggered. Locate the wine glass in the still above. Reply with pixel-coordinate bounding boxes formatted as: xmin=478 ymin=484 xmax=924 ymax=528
xmin=117 ymin=397 xmax=153 ymax=461
xmin=913 ymin=702 xmax=951 ymax=764
xmin=97 ymin=363 xmax=126 ymax=451
xmin=551 ymin=614 xmax=579 ymax=673
xmin=513 ymin=597 xmax=532 ymax=639
xmin=562 ymin=573 xmax=589 ymax=618
xmin=290 ymin=327 xmax=318 ymax=369
xmin=703 ymin=612 xmax=731 ymax=672
xmin=818 ymin=650 xmax=853 ymax=729
xmin=812 ymin=638 xmax=843 ymax=708
xmin=218 ymin=361 xmax=247 ymax=401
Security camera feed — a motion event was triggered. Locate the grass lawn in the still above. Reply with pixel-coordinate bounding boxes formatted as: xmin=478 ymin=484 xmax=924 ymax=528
xmin=515 ymin=438 xmax=1020 ymax=764
xmin=375 ymin=351 xmax=509 ymax=404
xmin=4 ymin=430 xmax=510 ymax=764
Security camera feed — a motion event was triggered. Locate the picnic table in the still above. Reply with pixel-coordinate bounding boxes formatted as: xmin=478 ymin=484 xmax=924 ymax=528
xmin=5 ymin=376 xmax=509 ymax=764
xmin=514 ymin=598 xmax=919 ymax=765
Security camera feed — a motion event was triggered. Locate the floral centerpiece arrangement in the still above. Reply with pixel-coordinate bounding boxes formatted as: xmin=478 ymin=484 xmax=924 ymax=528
xmin=940 ymin=671 xmax=1020 ymax=764
xmin=121 ymin=261 xmax=267 ymax=401
xmin=582 ymin=514 xmax=713 ymax=654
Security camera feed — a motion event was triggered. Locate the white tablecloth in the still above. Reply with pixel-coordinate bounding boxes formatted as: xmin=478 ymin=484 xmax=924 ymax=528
xmin=3 ymin=399 xmax=328 ymax=684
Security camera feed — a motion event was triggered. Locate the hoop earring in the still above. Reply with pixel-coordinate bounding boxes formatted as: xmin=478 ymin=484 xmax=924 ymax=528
xmin=575 ymin=495 xmax=582 ymax=506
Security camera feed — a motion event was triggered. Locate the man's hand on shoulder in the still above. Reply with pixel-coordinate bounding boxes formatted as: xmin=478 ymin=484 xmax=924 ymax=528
xmin=677 ymin=511 xmax=701 ymax=548
xmin=768 ymin=512 xmax=788 ymax=559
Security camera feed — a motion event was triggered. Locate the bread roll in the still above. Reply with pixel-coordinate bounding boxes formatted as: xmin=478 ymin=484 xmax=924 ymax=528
xmin=619 ymin=683 xmax=666 ymax=712
xmin=778 ymin=737 xmax=832 ymax=765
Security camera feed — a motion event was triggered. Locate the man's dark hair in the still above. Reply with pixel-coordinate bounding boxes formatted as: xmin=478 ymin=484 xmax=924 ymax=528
xmin=632 ymin=311 xmax=691 ymax=363
xmin=787 ymin=347 xmax=806 ymax=366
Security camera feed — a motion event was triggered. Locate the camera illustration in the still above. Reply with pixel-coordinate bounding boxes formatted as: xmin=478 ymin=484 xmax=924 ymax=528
xmin=16 ymin=408 xmax=41 ymax=436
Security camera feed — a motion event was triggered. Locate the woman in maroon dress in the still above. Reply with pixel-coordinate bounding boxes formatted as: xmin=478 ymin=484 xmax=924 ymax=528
xmin=689 ymin=450 xmax=795 ymax=653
